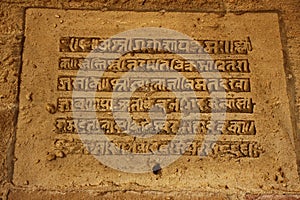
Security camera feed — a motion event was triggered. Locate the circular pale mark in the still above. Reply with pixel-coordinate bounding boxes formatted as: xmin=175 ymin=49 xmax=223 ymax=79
xmin=72 ymin=27 xmax=226 ymax=173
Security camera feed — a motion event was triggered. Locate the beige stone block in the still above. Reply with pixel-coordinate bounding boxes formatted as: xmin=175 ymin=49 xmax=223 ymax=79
xmin=13 ymin=9 xmax=299 ymax=193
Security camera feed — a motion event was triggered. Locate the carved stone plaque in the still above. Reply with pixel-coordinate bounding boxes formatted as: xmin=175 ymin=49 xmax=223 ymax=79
xmin=14 ymin=9 xmax=299 ymax=192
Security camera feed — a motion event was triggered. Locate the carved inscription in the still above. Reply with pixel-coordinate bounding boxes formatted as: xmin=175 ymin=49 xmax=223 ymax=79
xmin=56 ymin=97 xmax=254 ymax=113
xmin=53 ymin=35 xmax=260 ymax=158
xmin=55 ymin=118 xmax=256 ymax=135
xmin=53 ymin=139 xmax=262 ymax=158
xmin=59 ymin=57 xmax=250 ymax=73
xmin=57 ymin=76 xmax=251 ymax=92
xmin=59 ymin=37 xmax=253 ymax=54
xmin=16 ymin=10 xmax=300 ymax=190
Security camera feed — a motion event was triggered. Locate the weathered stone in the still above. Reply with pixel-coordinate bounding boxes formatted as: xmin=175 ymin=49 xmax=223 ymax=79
xmin=0 ymin=0 xmax=299 ymax=199
xmin=245 ymin=194 xmax=300 ymax=200
xmin=12 ymin=9 xmax=300 ymax=194
xmin=8 ymin=189 xmax=229 ymax=200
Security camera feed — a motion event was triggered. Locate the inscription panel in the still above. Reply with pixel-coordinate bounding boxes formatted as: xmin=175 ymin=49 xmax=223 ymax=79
xmin=14 ymin=9 xmax=299 ymax=191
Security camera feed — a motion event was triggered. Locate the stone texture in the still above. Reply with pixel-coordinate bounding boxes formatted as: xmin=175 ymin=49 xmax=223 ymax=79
xmin=8 ymin=189 xmax=229 ymax=200
xmin=245 ymin=194 xmax=300 ymax=200
xmin=0 ymin=0 xmax=299 ymax=199
xmin=0 ymin=108 xmax=16 ymax=200
xmin=11 ymin=9 xmax=299 ymax=194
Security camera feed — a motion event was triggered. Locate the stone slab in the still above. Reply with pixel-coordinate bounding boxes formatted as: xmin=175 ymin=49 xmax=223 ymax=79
xmin=13 ymin=9 xmax=299 ymax=192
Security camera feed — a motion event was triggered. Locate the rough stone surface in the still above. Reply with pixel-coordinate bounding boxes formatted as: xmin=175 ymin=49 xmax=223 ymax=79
xmin=0 ymin=0 xmax=299 ymax=199
xmin=245 ymin=194 xmax=300 ymax=200
xmin=8 ymin=189 xmax=229 ymax=200
xmin=12 ymin=9 xmax=298 ymax=194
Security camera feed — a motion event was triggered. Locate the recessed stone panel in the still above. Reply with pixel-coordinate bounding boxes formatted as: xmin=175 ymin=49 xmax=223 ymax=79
xmin=14 ymin=9 xmax=299 ymax=192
